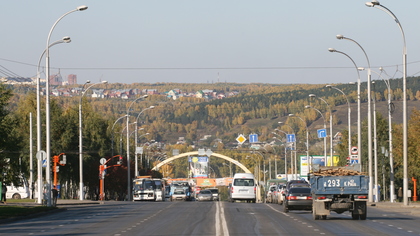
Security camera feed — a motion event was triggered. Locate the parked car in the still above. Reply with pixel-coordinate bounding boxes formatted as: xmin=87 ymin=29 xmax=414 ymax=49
xmin=283 ymin=187 xmax=313 ymax=213
xmin=284 ymin=180 xmax=309 ymax=195
xmin=207 ymin=188 xmax=219 ymax=201
xmin=197 ymin=190 xmax=213 ymax=201
xmin=277 ymin=184 xmax=286 ymax=205
xmin=266 ymin=185 xmax=278 ymax=203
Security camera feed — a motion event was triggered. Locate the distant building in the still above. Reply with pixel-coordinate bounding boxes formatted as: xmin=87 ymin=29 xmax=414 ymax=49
xmin=67 ymin=74 xmax=77 ymax=85
xmin=49 ymin=72 xmax=62 ymax=86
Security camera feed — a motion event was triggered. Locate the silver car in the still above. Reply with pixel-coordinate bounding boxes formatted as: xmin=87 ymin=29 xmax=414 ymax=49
xmin=197 ymin=190 xmax=213 ymax=201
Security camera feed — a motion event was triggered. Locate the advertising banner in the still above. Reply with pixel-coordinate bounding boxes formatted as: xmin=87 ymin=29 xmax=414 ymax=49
xmin=189 ymin=156 xmax=209 ymax=178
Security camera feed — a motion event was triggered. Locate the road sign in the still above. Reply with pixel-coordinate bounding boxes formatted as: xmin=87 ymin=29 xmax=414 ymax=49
xmin=236 ymin=134 xmax=246 ymax=144
xmin=351 ymin=146 xmax=358 ymax=155
xmin=317 ymin=129 xmax=327 ymax=138
xmin=100 ymin=158 xmax=106 ymax=165
xmin=287 ymin=134 xmax=295 ymax=143
xmin=350 ymin=159 xmax=359 ymax=164
xmin=205 ymin=149 xmax=213 ymax=157
xmin=249 ymin=134 xmax=258 ymax=143
xmin=36 ymin=150 xmax=47 ymax=161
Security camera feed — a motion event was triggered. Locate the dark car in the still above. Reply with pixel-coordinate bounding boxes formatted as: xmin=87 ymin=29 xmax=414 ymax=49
xmin=283 ymin=187 xmax=312 ymax=213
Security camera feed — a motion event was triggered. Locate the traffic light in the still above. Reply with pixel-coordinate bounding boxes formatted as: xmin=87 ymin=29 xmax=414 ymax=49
xmin=346 ymin=156 xmax=350 ymax=166
xmin=56 ymin=166 xmax=60 ymax=172
xmin=117 ymin=156 xmax=123 ymax=165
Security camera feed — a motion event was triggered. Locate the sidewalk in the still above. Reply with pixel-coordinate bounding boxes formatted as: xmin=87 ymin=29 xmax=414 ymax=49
xmin=4 ymin=199 xmax=101 ymax=207
xmin=369 ymin=200 xmax=420 ymax=215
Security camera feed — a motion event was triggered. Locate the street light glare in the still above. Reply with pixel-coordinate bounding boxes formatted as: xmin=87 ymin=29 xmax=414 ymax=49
xmin=77 ymin=5 xmax=88 ymax=11
xmin=328 ymin=48 xmax=336 ymax=52
xmin=336 ymin=35 xmax=344 ymax=40
xmin=325 ymin=85 xmax=332 ymax=88
xmin=62 ymin=36 xmax=71 ymax=42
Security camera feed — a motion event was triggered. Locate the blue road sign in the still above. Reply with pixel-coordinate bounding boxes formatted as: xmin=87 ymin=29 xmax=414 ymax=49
xmin=249 ymin=134 xmax=258 ymax=143
xmin=317 ymin=129 xmax=327 ymax=138
xmin=287 ymin=134 xmax=296 ymax=143
xmin=350 ymin=159 xmax=359 ymax=164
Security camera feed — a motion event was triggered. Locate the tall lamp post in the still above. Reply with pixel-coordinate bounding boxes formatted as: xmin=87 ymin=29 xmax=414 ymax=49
xmin=44 ymin=5 xmax=88 ymax=207
xmin=335 ymin=35 xmax=374 ymax=202
xmin=111 ymin=115 xmax=128 ymax=157
xmin=305 ymin=105 xmax=327 ymax=160
xmin=79 ymin=80 xmax=107 ymax=200
xmin=272 ymin=130 xmax=288 ymax=182
xmin=372 ymin=67 xmax=395 ymax=202
xmin=325 ymin=85 xmax=352 ymax=159
xmin=126 ymin=95 xmax=148 ymax=201
xmin=328 ymin=48 xmax=363 ymax=168
xmin=278 ymin=122 xmax=296 ymax=179
xmin=309 ymin=94 xmax=333 ymax=166
xmin=134 ymin=106 xmax=155 ymax=176
xmin=36 ymin=36 xmax=71 ymax=204
xmin=366 ymin=0 xmax=408 ymax=206
xmin=289 ymin=114 xmax=309 ymax=175
xmin=380 ymin=67 xmax=395 ymax=202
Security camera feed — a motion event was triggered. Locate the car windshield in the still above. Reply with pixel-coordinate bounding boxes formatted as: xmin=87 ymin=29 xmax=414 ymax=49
xmin=174 ymin=189 xmax=185 ymax=194
xmin=209 ymin=189 xmax=218 ymax=193
xmin=200 ymin=190 xmax=211 ymax=194
xmin=233 ymin=179 xmax=254 ymax=186
xmin=289 ymin=188 xmax=311 ymax=194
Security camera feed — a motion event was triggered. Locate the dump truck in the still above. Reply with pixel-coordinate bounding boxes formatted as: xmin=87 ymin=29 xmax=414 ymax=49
xmin=309 ymin=164 xmax=369 ymax=220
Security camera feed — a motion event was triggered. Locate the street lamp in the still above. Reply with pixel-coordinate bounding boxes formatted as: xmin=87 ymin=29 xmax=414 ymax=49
xmin=126 ymin=95 xmax=148 ymax=201
xmin=36 ymin=36 xmax=71 ymax=204
xmin=371 ymin=68 xmax=395 ymax=202
xmin=272 ymin=130 xmax=288 ymax=182
xmin=253 ymin=151 xmax=266 ymax=185
xmin=78 ymin=80 xmax=107 ymax=200
xmin=335 ymin=35 xmax=374 ymax=202
xmin=325 ymin=85 xmax=351 ymax=159
xmin=134 ymin=106 xmax=155 ymax=176
xmin=305 ymin=105 xmax=327 ymax=160
xmin=111 ymin=115 xmax=128 ymax=157
xmin=277 ymin=122 xmax=296 ymax=179
xmin=289 ymin=114 xmax=309 ymax=176
xmin=366 ymin=0 xmax=408 ymax=206
xmin=328 ymin=48 xmax=363 ymax=168
xmin=44 ymin=5 xmax=88 ymax=207
xmin=309 ymin=94 xmax=333 ymax=166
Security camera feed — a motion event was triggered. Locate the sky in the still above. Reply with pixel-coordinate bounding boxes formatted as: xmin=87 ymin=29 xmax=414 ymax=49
xmin=2 ymin=1 xmax=420 ymax=85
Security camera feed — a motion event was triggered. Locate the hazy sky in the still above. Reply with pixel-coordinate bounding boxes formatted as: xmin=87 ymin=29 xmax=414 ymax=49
xmin=2 ymin=1 xmax=420 ymax=85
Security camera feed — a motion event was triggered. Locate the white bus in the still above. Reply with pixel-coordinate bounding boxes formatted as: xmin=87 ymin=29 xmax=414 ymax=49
xmin=132 ymin=176 xmax=164 ymax=201
xmin=5 ymin=176 xmax=30 ymax=199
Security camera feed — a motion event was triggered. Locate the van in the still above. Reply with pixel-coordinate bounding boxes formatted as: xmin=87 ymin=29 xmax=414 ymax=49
xmin=230 ymin=173 xmax=256 ymax=203
xmin=5 ymin=176 xmax=30 ymax=199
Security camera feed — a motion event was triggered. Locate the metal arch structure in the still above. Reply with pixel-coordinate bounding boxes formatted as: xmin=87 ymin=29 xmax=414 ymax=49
xmin=151 ymin=151 xmax=251 ymax=173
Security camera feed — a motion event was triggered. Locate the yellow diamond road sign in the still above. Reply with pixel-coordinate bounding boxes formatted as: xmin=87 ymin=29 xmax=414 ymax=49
xmin=236 ymin=134 xmax=246 ymax=144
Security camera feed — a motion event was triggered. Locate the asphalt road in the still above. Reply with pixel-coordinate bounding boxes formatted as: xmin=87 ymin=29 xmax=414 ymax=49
xmin=1 ymin=200 xmax=420 ymax=236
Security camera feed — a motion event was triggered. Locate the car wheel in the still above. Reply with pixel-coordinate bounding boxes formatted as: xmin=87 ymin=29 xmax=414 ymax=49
xmin=312 ymin=207 xmax=319 ymax=220
xmin=321 ymin=215 xmax=327 ymax=220
xmin=283 ymin=204 xmax=289 ymax=213
xmin=12 ymin=193 xmax=21 ymax=199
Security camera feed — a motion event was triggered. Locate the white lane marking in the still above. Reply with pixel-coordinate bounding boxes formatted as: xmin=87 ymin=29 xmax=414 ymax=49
xmin=215 ymin=200 xmax=221 ymax=235
xmin=220 ymin=201 xmax=230 ymax=236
